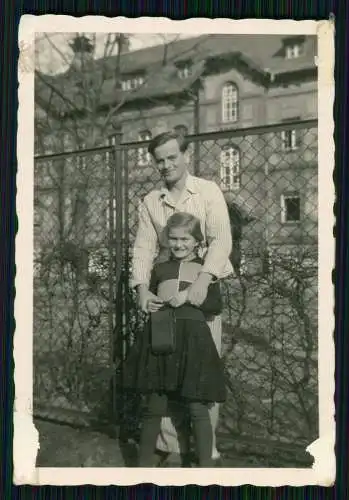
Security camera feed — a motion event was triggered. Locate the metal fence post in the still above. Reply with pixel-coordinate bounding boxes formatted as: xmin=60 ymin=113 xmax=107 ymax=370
xmin=122 ymin=147 xmax=131 ymax=357
xmin=106 ymin=132 xmax=123 ymax=427
xmin=107 ymin=141 xmax=117 ymax=427
xmin=194 ymin=86 xmax=200 ymax=176
xmin=113 ymin=134 xmax=124 ymax=389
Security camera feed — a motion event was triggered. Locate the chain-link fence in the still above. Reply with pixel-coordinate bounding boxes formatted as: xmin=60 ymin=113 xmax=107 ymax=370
xmin=34 ymin=144 xmax=122 ymax=425
xmin=120 ymin=119 xmax=318 ymax=466
xmin=34 ymin=119 xmax=318 ymax=466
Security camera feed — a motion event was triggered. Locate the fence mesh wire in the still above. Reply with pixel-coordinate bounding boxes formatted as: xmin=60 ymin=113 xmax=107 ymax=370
xmin=34 ymin=120 xmax=318 ymax=466
xmin=34 ymin=147 xmax=119 ymax=420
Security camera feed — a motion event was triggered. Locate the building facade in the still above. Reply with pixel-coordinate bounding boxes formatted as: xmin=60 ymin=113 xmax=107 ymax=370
xmin=35 ymin=34 xmax=318 ymax=275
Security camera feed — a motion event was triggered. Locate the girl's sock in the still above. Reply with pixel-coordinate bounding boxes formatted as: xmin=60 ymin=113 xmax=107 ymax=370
xmin=138 ymin=393 xmax=168 ymax=467
xmin=189 ymin=402 xmax=214 ymax=467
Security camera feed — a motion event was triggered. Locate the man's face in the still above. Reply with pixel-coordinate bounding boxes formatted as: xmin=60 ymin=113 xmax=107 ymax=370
xmin=152 ymin=138 xmax=187 ymax=185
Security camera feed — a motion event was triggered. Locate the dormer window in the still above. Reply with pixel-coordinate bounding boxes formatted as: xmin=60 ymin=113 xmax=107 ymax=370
xmin=121 ymin=75 xmax=144 ymax=91
xmin=285 ymin=44 xmax=301 ymax=59
xmin=282 ymin=36 xmax=305 ymax=59
xmin=178 ymin=63 xmax=191 ymax=79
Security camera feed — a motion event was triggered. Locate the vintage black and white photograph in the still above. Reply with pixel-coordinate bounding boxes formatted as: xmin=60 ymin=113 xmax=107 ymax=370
xmin=15 ymin=16 xmax=335 ymax=486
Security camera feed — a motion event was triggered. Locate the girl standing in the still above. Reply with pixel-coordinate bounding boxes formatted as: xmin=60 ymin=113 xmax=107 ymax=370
xmin=123 ymin=212 xmax=226 ymax=467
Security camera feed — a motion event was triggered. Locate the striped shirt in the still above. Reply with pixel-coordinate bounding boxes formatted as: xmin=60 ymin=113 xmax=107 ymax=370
xmin=131 ymin=174 xmax=233 ymax=288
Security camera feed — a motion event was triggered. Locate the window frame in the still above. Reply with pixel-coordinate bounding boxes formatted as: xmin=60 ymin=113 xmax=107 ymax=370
xmin=280 ymin=192 xmax=301 ymax=224
xmin=222 ymin=82 xmax=239 ymax=123
xmin=121 ymin=75 xmax=145 ymax=91
xmin=285 ymin=43 xmax=302 ymax=59
xmin=281 ymin=129 xmax=300 ymax=152
xmin=105 ymin=196 xmax=117 ymax=233
xmin=137 ymin=130 xmax=152 ymax=166
xmin=220 ymin=146 xmax=241 ymax=191
xmin=105 ymin=134 xmax=118 ymax=164
xmin=178 ymin=63 xmax=191 ymax=79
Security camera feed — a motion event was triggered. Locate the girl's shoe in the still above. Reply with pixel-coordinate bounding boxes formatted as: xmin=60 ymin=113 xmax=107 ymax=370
xmin=212 ymin=456 xmax=223 ymax=467
xmin=155 ymin=450 xmax=171 ymax=467
xmin=190 ymin=450 xmax=222 ymax=467
xmin=180 ymin=453 xmax=194 ymax=467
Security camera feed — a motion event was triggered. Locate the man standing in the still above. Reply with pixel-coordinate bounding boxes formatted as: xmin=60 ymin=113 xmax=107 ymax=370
xmin=131 ymin=125 xmax=233 ymax=465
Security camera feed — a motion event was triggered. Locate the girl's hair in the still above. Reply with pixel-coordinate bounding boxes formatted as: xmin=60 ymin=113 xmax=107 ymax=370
xmin=165 ymin=212 xmax=204 ymax=243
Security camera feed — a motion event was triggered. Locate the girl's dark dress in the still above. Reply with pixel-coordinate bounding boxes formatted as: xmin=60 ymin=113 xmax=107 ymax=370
xmin=123 ymin=257 xmax=226 ymax=403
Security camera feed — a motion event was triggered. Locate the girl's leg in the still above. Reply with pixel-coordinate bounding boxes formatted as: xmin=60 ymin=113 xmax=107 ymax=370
xmin=209 ymin=403 xmax=220 ymax=459
xmin=207 ymin=315 xmax=222 ymax=459
xmin=156 ymin=405 xmax=191 ymax=458
xmin=138 ymin=393 xmax=168 ymax=467
xmin=188 ymin=402 xmax=214 ymax=467
xmin=167 ymin=397 xmax=192 ymax=466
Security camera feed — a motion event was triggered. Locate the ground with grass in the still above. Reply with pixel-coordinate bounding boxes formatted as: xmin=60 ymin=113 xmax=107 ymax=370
xmin=35 ymin=418 xmax=312 ymax=468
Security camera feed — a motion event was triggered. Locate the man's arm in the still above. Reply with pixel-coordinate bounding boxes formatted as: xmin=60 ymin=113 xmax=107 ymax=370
xmin=131 ymin=200 xmax=164 ymax=312
xmin=187 ymin=182 xmax=232 ymax=306
xmin=201 ymin=181 xmax=232 ymax=278
xmin=131 ymin=199 xmax=158 ymax=289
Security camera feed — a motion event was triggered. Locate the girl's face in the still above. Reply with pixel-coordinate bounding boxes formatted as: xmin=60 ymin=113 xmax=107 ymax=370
xmin=168 ymin=227 xmax=198 ymax=261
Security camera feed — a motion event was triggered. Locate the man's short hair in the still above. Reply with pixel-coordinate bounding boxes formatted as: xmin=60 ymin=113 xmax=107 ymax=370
xmin=148 ymin=129 xmax=189 ymax=157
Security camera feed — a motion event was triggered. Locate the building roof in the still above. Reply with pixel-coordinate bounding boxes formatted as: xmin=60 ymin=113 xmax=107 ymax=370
xmin=35 ymin=34 xmax=317 ymax=118
xmin=100 ymin=34 xmax=317 ymax=75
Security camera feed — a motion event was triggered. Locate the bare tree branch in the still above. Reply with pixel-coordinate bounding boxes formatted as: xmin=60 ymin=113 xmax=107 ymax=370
xmin=36 ymin=34 xmax=206 ymax=148
xmin=35 ymin=69 xmax=86 ymax=115
xmin=43 ymin=33 xmax=73 ymax=72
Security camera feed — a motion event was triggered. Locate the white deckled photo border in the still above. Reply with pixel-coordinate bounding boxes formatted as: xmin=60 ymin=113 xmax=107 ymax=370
xmin=14 ymin=15 xmax=335 ymax=486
